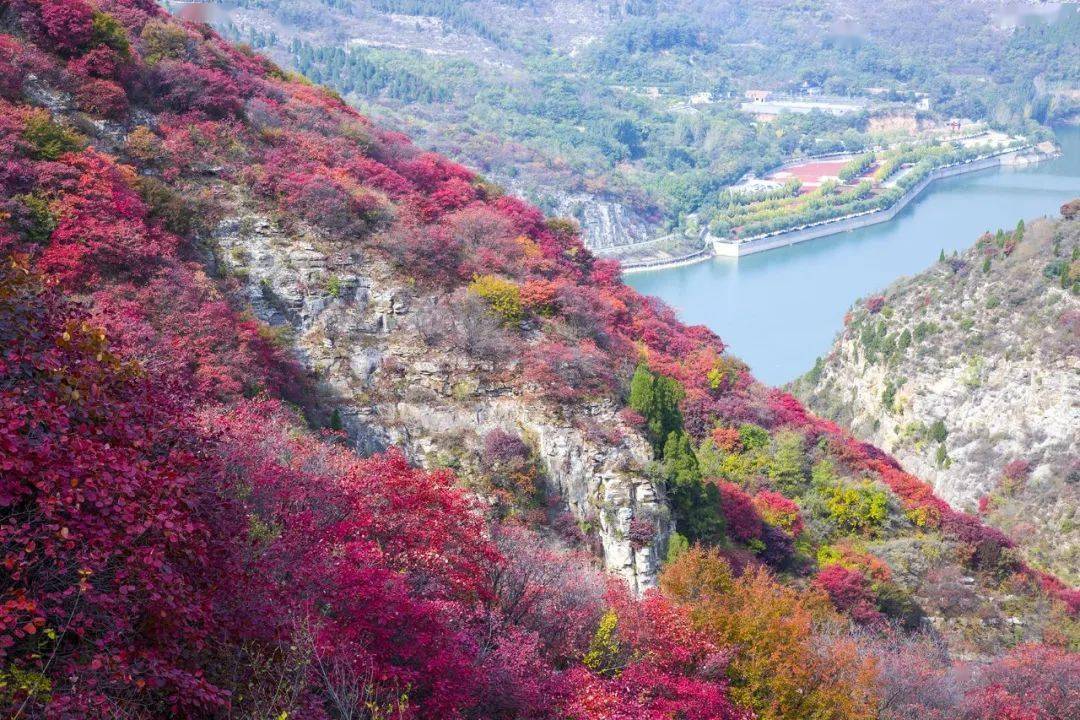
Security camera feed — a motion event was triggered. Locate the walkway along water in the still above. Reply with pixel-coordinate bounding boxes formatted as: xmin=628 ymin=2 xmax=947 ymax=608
xmin=621 ymin=143 xmax=1053 ymax=274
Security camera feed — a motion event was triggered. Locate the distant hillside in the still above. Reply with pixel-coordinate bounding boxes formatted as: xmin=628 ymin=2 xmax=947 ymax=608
xmin=199 ymin=0 xmax=1079 ymax=255
xmin=792 ymin=209 xmax=1080 ymax=584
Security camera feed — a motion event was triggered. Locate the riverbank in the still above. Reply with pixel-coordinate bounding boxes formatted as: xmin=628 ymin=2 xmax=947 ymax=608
xmin=621 ymin=143 xmax=1056 ymax=274
xmin=625 ymin=124 xmax=1079 ymax=384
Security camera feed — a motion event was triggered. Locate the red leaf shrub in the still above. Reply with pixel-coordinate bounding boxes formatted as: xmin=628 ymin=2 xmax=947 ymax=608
xmin=484 ymin=428 xmax=530 ymax=465
xmin=564 ymin=662 xmax=749 ymax=720
xmin=758 ymin=524 xmax=796 ymax=570
xmin=473 ymin=624 xmax=569 ymax=718
xmin=0 ymin=36 xmax=27 ymax=99
xmin=711 ymin=426 xmax=742 ymax=452
xmin=753 ymin=490 xmax=804 ymax=536
xmin=522 ymin=340 xmax=617 ymax=401
xmin=1037 ymin=573 xmax=1080 ymax=615
xmin=712 ymin=481 xmax=762 ymax=544
xmin=151 ymin=60 xmax=243 ymax=118
xmin=863 ymin=638 xmax=1080 ymax=720
xmin=765 ymin=388 xmax=816 ymax=427
xmin=2 ymin=258 xmax=510 ymax=716
xmin=343 ymin=154 xmax=414 ymax=197
xmin=75 ymin=77 xmax=128 ymax=118
xmin=819 ymin=542 xmax=893 ymax=583
xmin=627 ymin=516 xmax=657 ymax=550
xmin=814 ymin=565 xmax=884 ymax=626
xmin=590 ymin=257 xmax=622 ymax=287
xmin=959 ymin=644 xmax=1080 ymax=720
xmin=207 ymin=402 xmax=496 ymax=715
xmin=35 ymin=0 xmax=95 ymax=55
xmin=39 ymin=150 xmax=177 ymax=284
xmin=67 ymin=45 xmax=126 ymax=80
xmin=379 ymin=223 xmax=466 ymax=286
xmin=398 ymin=151 xmax=474 ymax=193
xmin=564 ymin=588 xmax=750 ymax=720
xmin=1002 ymin=459 xmax=1031 ymax=481
xmin=0 ymin=263 xmax=234 ymax=715
xmin=277 ymin=169 xmax=380 ymax=237
xmin=428 ymin=175 xmax=479 ymax=215
xmin=521 ymin=277 xmax=559 ymax=313
xmin=491 ymin=526 xmax=606 ymax=664
xmin=618 ymin=406 xmax=645 ymax=428
xmin=940 ymin=511 xmax=1015 ymax=570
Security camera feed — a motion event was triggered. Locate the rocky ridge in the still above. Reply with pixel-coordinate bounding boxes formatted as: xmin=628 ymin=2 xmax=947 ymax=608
xmin=16 ymin=61 xmax=671 ymax=591
xmin=792 ymin=213 xmax=1080 ymax=583
xmin=209 ymin=201 xmax=669 ymax=591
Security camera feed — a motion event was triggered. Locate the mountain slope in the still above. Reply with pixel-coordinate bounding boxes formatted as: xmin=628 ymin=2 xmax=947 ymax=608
xmin=0 ymin=1 xmax=1076 ymax=717
xmin=792 ymin=211 xmax=1080 ymax=584
xmin=201 ymin=0 xmax=1079 ymax=253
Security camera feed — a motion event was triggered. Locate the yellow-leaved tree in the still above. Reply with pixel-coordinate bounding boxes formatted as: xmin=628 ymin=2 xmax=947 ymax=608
xmin=661 ymin=548 xmax=880 ymax=720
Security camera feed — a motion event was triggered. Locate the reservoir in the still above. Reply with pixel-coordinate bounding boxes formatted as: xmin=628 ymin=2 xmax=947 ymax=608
xmin=627 ymin=126 xmax=1080 ymax=386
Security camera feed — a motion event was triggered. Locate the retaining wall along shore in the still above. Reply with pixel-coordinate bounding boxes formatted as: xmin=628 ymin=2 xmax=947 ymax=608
xmin=621 ymin=146 xmax=1049 ymax=274
xmin=713 ymin=151 xmax=1027 ymax=257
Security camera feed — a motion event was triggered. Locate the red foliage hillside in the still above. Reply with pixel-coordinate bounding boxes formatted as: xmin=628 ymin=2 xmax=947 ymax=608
xmin=0 ymin=256 xmax=756 ymax=717
xmin=0 ymin=1 xmax=1075 ymax=717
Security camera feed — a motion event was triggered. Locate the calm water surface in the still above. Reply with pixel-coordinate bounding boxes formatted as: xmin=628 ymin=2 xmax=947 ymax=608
xmin=628 ymin=126 xmax=1080 ymax=386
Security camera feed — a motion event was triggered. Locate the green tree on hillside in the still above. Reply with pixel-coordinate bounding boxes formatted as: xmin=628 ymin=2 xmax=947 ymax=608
xmin=769 ymin=430 xmax=807 ymax=496
xmin=662 ymin=431 xmax=725 ymax=544
xmin=629 ymin=364 xmax=684 ymax=457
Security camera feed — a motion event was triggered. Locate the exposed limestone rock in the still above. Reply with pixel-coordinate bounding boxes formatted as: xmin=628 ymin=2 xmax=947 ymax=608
xmin=558 ymin=194 xmax=651 ymax=251
xmin=25 ymin=74 xmax=73 ymax=113
xmin=210 ymin=197 xmax=671 ymax=592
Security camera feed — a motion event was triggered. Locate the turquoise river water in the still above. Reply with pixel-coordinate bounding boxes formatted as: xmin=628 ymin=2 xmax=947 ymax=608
xmin=627 ymin=126 xmax=1080 ymax=386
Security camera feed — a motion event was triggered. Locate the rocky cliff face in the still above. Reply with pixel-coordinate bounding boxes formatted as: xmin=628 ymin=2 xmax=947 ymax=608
xmin=210 ymin=200 xmax=669 ymax=591
xmin=498 ymin=176 xmax=668 ymax=256
xmin=556 ymin=193 xmax=652 ymax=252
xmin=9 ymin=34 xmax=681 ymax=595
xmin=792 ymin=214 xmax=1080 ymax=583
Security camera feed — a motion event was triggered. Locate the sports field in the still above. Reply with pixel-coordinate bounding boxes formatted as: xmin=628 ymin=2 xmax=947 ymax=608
xmin=768 ymin=159 xmax=852 ymax=189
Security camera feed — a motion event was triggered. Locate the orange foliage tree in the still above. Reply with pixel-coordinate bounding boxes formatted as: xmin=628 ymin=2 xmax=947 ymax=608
xmin=661 ymin=548 xmax=880 ymax=720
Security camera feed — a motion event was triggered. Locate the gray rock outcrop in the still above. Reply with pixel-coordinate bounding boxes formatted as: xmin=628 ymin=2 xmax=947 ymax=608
xmin=792 ymin=215 xmax=1080 ymax=583
xmin=210 ymin=199 xmax=671 ymax=592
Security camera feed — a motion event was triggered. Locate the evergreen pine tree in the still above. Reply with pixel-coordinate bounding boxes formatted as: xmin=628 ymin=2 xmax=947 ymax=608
xmin=768 ymin=430 xmax=807 ymax=496
xmin=663 ymin=431 xmax=725 ymax=543
xmin=629 ymin=363 xmax=684 ymax=457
